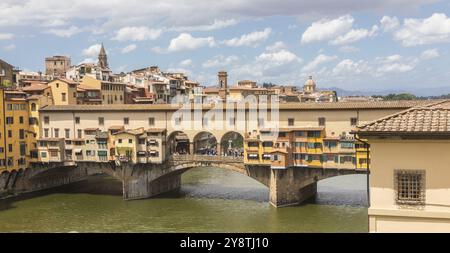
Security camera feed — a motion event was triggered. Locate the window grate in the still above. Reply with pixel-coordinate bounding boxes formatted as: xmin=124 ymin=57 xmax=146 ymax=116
xmin=394 ymin=170 xmax=425 ymax=205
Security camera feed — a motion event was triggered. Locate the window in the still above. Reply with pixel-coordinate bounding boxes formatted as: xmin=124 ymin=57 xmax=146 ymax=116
xmin=395 ymin=170 xmax=425 ymax=205
xmin=124 ymin=117 xmax=129 ymax=125
xmin=288 ymin=118 xmax=294 ymax=126
xmin=44 ymin=128 xmax=49 ymax=138
xmin=19 ymin=129 xmax=25 ymax=139
xmin=247 ymin=142 xmax=259 ymax=148
xmin=98 ymin=117 xmax=104 ymax=126
xmin=75 ymin=117 xmax=80 ymax=124
xmin=340 ymin=142 xmax=354 ymax=149
xmin=138 ymin=139 xmax=146 ymax=145
xmin=262 ymin=141 xmax=273 ymax=147
xmin=128 ymin=139 xmax=133 ymax=144
xmin=148 ymin=117 xmax=155 ymax=126
xmin=350 ymin=117 xmax=358 ymax=126
xmin=62 ymin=93 xmax=66 ymax=102
xmin=77 ymin=129 xmax=82 ymax=139
xmin=31 ymin=103 xmax=37 ymax=111
xmin=6 ymin=117 xmax=13 ymax=124
xmin=8 ymin=130 xmax=12 ymax=138
xmin=318 ymin=117 xmax=326 ymax=126
xmin=8 ymin=144 xmax=13 ymax=152
xmin=65 ymin=129 xmax=70 ymax=139
xmin=43 ymin=116 xmax=49 ymax=124
xmin=307 ymin=131 xmax=321 ymax=138
xmin=118 ymin=139 xmax=122 ymax=144
xmin=54 ymin=128 xmax=59 ymax=138
xmin=41 ymin=152 xmax=47 ymax=158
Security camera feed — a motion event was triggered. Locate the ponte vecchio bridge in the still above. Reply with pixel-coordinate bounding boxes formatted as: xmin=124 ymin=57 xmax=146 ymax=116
xmin=0 ymin=100 xmax=435 ymax=207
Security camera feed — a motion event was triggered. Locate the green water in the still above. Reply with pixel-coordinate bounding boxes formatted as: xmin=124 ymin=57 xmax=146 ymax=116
xmin=0 ymin=167 xmax=368 ymax=232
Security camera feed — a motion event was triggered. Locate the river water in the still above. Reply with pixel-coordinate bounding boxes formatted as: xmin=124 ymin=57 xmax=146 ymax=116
xmin=0 ymin=167 xmax=368 ymax=232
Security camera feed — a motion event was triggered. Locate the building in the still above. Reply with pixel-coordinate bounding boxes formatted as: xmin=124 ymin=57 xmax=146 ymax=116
xmin=48 ymin=78 xmax=78 ymax=105
xmin=14 ymin=71 xmax=51 ymax=86
xmin=80 ymin=76 xmax=125 ymax=104
xmin=66 ymin=44 xmax=113 ymax=82
xmin=354 ymin=100 xmax=450 ymax=232
xmin=0 ymin=89 xmax=31 ymax=170
xmin=45 ymin=56 xmax=71 ymax=77
xmin=0 ymin=59 xmax=14 ymax=86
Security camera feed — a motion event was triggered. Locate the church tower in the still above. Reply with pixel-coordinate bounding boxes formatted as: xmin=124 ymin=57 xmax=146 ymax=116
xmin=98 ymin=43 xmax=109 ymax=69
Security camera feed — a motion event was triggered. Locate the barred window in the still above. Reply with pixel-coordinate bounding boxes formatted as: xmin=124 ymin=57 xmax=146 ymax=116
xmin=395 ymin=170 xmax=425 ymax=205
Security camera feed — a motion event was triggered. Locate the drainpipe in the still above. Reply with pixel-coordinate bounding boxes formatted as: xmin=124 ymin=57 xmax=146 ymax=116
xmin=354 ymin=135 xmax=370 ymax=207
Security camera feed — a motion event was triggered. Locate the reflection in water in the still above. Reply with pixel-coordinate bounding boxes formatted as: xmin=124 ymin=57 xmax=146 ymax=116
xmin=0 ymin=167 xmax=368 ymax=232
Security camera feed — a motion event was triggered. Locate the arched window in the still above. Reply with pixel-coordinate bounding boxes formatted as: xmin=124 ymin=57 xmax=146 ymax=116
xmin=31 ymin=103 xmax=37 ymax=111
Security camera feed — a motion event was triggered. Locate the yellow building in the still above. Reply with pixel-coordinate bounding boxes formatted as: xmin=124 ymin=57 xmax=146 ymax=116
xmin=0 ymin=90 xmax=30 ymax=171
xmin=48 ymin=78 xmax=78 ymax=105
xmin=80 ymin=76 xmax=125 ymax=104
xmin=354 ymin=101 xmax=450 ymax=232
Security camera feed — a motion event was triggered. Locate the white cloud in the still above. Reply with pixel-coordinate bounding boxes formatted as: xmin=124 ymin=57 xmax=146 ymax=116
xmin=169 ymin=19 xmax=237 ymax=32
xmin=0 ymin=0 xmax=435 ymax=35
xmin=0 ymin=33 xmax=14 ymax=40
xmin=167 ymin=33 xmax=216 ymax=52
xmin=180 ymin=59 xmax=193 ymax=67
xmin=301 ymin=15 xmax=354 ymax=44
xmin=377 ymin=63 xmax=414 ymax=73
xmin=222 ymin=28 xmax=271 ymax=47
xmin=393 ymin=13 xmax=450 ymax=46
xmin=332 ymin=59 xmax=370 ymax=75
xmin=46 ymin=26 xmax=82 ymax=38
xmin=2 ymin=44 xmax=16 ymax=51
xmin=376 ymin=54 xmax=402 ymax=63
xmin=121 ymin=44 xmax=137 ymax=54
xmin=202 ymin=55 xmax=239 ymax=68
xmin=78 ymin=58 xmax=97 ymax=65
xmin=265 ymin=41 xmax=287 ymax=51
xmin=256 ymin=49 xmax=301 ymax=66
xmin=302 ymin=54 xmax=337 ymax=72
xmin=380 ymin=16 xmax=400 ymax=32
xmin=329 ymin=25 xmax=378 ymax=45
xmin=113 ymin=26 xmax=162 ymax=41
xmin=82 ymin=44 xmax=102 ymax=58
xmin=420 ymin=48 xmax=440 ymax=60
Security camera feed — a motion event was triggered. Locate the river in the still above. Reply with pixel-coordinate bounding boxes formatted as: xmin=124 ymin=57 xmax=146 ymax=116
xmin=0 ymin=167 xmax=368 ymax=232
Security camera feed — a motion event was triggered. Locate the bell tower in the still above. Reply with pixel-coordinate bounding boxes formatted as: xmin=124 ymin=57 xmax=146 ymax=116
xmin=98 ymin=43 xmax=109 ymax=69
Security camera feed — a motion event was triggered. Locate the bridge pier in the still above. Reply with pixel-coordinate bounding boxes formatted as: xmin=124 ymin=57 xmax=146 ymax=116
xmin=269 ymin=167 xmax=318 ymax=207
xmin=122 ymin=169 xmax=182 ymax=200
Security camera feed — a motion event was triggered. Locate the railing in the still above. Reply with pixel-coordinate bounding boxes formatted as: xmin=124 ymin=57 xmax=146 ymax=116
xmin=170 ymin=154 xmax=244 ymax=163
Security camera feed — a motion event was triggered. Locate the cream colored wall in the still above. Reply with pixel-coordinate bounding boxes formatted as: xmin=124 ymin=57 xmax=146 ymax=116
xmin=39 ymin=107 xmax=407 ymax=145
xmin=368 ymin=139 xmax=450 ymax=232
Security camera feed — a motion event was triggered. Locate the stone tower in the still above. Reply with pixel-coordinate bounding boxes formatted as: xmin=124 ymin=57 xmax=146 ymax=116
xmin=218 ymin=71 xmax=227 ymax=89
xmin=98 ymin=43 xmax=109 ymax=69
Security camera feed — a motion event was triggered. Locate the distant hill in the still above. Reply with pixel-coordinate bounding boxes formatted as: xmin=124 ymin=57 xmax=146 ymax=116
xmin=321 ymin=86 xmax=450 ymax=97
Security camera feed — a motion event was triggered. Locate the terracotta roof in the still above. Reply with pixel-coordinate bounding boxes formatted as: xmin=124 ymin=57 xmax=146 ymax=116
xmin=146 ymin=128 xmax=167 ymax=133
xmin=355 ymin=100 xmax=450 ymax=136
xmin=39 ymin=100 xmax=440 ymax=112
xmin=108 ymin=125 xmax=124 ymax=130
xmin=22 ymin=83 xmax=48 ymax=91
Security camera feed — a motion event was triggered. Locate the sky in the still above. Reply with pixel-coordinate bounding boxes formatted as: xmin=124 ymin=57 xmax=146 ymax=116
xmin=1 ymin=0 xmax=450 ymax=92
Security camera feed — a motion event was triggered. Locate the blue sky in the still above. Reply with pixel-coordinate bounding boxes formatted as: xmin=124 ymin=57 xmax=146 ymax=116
xmin=1 ymin=0 xmax=450 ymax=92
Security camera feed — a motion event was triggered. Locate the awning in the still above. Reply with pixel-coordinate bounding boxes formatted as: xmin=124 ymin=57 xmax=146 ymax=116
xmin=74 ymin=149 xmax=82 ymax=153
xmin=149 ymin=151 xmax=157 ymax=154
xmin=137 ymin=151 xmax=147 ymax=155
xmin=248 ymin=154 xmax=258 ymax=158
xmin=263 ymin=154 xmax=271 ymax=158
